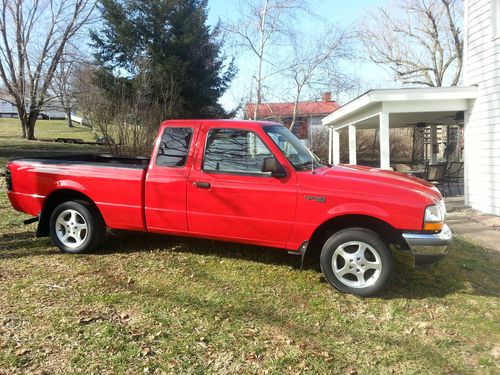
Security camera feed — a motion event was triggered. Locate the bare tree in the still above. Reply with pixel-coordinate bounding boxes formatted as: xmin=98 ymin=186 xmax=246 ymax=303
xmin=0 ymin=0 xmax=96 ymax=139
xmin=79 ymin=64 xmax=179 ymax=157
xmin=224 ymin=0 xmax=307 ymax=119
xmin=360 ymin=0 xmax=463 ymax=87
xmin=284 ymin=26 xmax=354 ymax=130
xmin=50 ymin=47 xmax=84 ymax=128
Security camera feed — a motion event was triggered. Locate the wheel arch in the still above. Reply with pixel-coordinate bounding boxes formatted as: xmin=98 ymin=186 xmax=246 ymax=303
xmin=305 ymin=214 xmax=405 ymax=260
xmin=37 ymin=189 xmax=105 ymax=237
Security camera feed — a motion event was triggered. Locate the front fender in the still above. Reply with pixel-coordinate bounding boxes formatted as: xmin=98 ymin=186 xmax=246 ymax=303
xmin=325 ymin=203 xmax=391 ymax=224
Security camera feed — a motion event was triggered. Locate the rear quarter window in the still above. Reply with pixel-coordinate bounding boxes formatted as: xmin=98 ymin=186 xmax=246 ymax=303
xmin=156 ymin=127 xmax=193 ymax=167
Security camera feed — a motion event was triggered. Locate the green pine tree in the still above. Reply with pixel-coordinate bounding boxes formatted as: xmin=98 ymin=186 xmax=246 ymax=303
xmin=91 ymin=0 xmax=236 ymax=118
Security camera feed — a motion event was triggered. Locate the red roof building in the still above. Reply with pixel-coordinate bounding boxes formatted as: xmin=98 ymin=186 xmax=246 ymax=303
xmin=244 ymin=92 xmax=340 ymax=140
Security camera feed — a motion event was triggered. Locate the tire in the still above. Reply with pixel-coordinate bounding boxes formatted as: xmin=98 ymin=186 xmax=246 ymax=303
xmin=49 ymin=200 xmax=105 ymax=254
xmin=320 ymin=228 xmax=394 ymax=297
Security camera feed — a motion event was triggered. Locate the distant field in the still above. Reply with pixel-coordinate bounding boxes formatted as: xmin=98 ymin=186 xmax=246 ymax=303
xmin=0 ymin=119 xmax=99 ymax=165
xmin=0 ymin=118 xmax=96 ymax=142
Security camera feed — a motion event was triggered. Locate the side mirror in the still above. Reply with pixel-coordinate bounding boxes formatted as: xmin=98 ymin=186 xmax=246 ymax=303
xmin=261 ymin=157 xmax=287 ymax=178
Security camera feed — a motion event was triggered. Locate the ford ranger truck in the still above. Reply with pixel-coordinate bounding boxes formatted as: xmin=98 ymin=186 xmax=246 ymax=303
xmin=5 ymin=120 xmax=452 ymax=296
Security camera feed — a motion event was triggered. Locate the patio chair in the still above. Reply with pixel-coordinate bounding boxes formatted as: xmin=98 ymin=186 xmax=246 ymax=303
xmin=394 ymin=163 xmax=411 ymax=173
xmin=444 ymin=161 xmax=464 ymax=195
xmin=425 ymin=164 xmax=447 ymax=196
xmin=409 ymin=161 xmax=428 ymax=179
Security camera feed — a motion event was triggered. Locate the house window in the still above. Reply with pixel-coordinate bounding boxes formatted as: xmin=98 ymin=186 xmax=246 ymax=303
xmin=493 ymin=0 xmax=500 ymax=39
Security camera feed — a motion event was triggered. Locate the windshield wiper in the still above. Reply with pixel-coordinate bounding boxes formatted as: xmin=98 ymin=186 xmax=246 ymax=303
xmin=294 ymin=161 xmax=312 ymax=170
xmin=294 ymin=160 xmax=326 ymax=170
xmin=294 ymin=160 xmax=316 ymax=169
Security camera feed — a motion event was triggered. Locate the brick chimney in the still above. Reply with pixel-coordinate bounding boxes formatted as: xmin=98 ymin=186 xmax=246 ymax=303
xmin=322 ymin=92 xmax=332 ymax=102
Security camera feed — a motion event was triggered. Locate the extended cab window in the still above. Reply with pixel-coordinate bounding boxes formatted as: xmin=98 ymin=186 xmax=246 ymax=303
xmin=203 ymin=128 xmax=273 ymax=175
xmin=156 ymin=127 xmax=193 ymax=167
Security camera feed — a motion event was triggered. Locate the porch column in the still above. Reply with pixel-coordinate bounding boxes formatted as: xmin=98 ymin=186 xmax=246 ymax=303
xmin=379 ymin=112 xmax=390 ymax=169
xmin=463 ymin=110 xmax=470 ymax=205
xmin=430 ymin=126 xmax=438 ymax=164
xmin=348 ymin=124 xmax=357 ymax=165
xmin=328 ymin=128 xmax=333 ymax=164
xmin=332 ymin=129 xmax=340 ymax=165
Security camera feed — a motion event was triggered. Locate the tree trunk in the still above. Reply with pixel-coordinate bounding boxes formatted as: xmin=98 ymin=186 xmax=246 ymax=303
xmin=411 ymin=126 xmax=425 ymax=164
xmin=19 ymin=115 xmax=30 ymax=139
xmin=26 ymin=111 xmax=39 ymax=140
xmin=16 ymin=105 xmax=27 ymax=138
xmin=27 ymin=123 xmax=35 ymax=140
xmin=289 ymin=86 xmax=301 ymax=133
xmin=20 ymin=118 xmax=27 ymax=138
xmin=444 ymin=125 xmax=459 ymax=161
xmin=253 ymin=0 xmax=269 ymax=121
xmin=67 ymin=110 xmax=74 ymax=127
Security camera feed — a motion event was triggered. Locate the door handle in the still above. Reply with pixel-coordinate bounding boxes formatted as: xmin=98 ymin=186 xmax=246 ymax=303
xmin=195 ymin=181 xmax=211 ymax=189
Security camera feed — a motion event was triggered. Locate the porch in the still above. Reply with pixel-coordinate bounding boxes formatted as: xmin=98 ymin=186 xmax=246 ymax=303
xmin=321 ymin=87 xmax=478 ymax=199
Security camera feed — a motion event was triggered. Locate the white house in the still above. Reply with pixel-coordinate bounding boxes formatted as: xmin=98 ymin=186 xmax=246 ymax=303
xmin=463 ymin=0 xmax=500 ymax=215
xmin=0 ymin=98 xmax=17 ymax=117
xmin=322 ymin=0 xmax=500 ymax=216
xmin=0 ymin=97 xmax=66 ymax=120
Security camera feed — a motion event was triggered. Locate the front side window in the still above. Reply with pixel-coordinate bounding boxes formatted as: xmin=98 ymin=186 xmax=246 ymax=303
xmin=156 ymin=127 xmax=193 ymax=167
xmin=203 ymin=128 xmax=273 ymax=175
xmin=264 ymin=125 xmax=325 ymax=171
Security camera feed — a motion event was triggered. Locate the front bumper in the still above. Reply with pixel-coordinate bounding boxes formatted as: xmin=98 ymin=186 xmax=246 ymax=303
xmin=402 ymin=224 xmax=452 ymax=269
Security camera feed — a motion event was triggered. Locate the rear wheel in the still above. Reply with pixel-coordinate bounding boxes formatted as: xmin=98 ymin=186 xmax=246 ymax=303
xmin=320 ymin=228 xmax=394 ymax=296
xmin=49 ymin=201 xmax=105 ymax=254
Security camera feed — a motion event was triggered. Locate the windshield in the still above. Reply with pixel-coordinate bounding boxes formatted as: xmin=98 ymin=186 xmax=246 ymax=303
xmin=264 ymin=125 xmax=327 ymax=171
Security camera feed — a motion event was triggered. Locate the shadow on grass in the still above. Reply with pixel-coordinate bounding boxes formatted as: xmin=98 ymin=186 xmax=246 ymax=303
xmin=0 ymin=231 xmax=56 ymax=258
xmin=1 ymin=229 xmax=499 ymax=299
xmin=87 ymin=230 xmax=500 ymax=299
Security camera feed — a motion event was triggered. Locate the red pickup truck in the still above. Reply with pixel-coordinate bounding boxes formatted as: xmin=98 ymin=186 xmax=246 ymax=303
xmin=5 ymin=120 xmax=451 ymax=296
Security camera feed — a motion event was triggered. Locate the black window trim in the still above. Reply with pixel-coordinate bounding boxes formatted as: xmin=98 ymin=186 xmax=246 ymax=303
xmin=155 ymin=126 xmax=194 ymax=168
xmin=201 ymin=127 xmax=276 ymax=177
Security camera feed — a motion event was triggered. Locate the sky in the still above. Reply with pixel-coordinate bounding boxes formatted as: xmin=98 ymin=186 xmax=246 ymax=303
xmin=205 ymin=0 xmax=399 ymax=112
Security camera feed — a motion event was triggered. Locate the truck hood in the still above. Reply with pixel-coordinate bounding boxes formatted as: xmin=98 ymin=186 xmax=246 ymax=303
xmin=315 ymin=165 xmax=442 ymax=203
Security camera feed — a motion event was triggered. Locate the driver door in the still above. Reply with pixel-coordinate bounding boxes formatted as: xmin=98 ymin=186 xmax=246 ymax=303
xmin=187 ymin=126 xmax=297 ymax=248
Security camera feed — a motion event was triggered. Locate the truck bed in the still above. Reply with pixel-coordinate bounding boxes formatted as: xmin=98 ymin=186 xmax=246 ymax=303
xmin=7 ymin=154 xmax=149 ymax=231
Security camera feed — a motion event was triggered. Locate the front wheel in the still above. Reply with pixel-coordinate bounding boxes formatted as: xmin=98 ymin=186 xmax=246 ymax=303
xmin=320 ymin=228 xmax=394 ymax=296
xmin=49 ymin=200 xmax=105 ymax=254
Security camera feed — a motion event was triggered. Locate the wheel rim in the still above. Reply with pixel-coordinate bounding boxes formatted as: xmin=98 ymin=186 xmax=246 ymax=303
xmin=331 ymin=241 xmax=382 ymax=289
xmin=55 ymin=209 xmax=88 ymax=248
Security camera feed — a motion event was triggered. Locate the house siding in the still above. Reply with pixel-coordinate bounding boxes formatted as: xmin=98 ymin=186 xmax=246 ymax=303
xmin=0 ymin=100 xmax=17 ymax=117
xmin=464 ymin=0 xmax=500 ymax=215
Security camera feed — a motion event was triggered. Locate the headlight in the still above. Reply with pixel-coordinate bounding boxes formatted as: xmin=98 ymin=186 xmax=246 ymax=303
xmin=425 ymin=205 xmax=444 ymax=223
xmin=423 ymin=201 xmax=445 ymax=231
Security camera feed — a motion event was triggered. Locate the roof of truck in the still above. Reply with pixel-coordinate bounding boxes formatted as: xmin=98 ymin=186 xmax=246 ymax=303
xmin=160 ymin=119 xmax=283 ymax=129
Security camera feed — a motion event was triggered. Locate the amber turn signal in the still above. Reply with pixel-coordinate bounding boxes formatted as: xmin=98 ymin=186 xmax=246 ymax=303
xmin=423 ymin=222 xmax=443 ymax=231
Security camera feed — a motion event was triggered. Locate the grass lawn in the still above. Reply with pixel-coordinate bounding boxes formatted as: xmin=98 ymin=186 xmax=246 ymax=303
xmin=0 ymin=123 xmax=499 ymax=374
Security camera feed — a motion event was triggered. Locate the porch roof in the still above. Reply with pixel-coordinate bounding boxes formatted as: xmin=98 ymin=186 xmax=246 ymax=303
xmin=322 ymin=86 xmax=478 ymax=130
